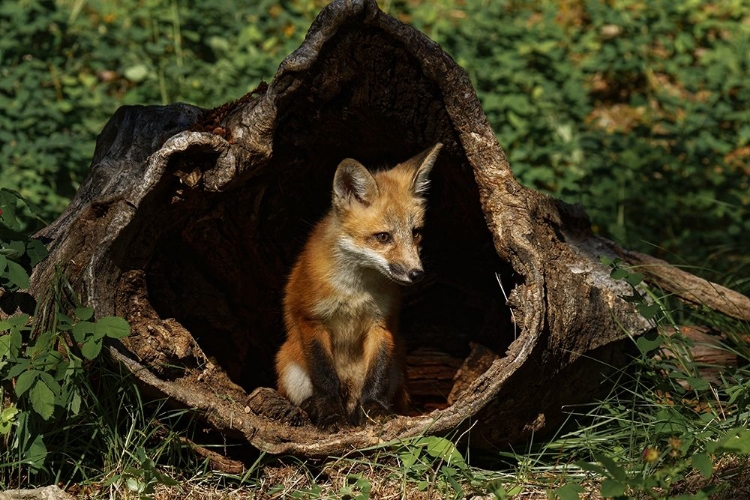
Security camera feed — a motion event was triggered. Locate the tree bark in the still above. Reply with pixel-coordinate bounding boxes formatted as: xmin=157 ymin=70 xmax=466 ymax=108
xmin=28 ymin=0 xmax=747 ymax=457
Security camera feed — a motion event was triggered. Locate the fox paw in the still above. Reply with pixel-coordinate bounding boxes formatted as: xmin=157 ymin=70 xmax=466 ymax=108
xmin=300 ymin=395 xmax=348 ymax=431
xmin=358 ymin=401 xmax=394 ymax=424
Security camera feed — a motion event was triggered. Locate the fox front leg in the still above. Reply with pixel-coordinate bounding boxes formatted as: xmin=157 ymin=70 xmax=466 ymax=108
xmin=276 ymin=324 xmax=348 ymax=430
xmin=356 ymin=328 xmax=406 ymax=424
xmin=299 ymin=339 xmax=350 ymax=430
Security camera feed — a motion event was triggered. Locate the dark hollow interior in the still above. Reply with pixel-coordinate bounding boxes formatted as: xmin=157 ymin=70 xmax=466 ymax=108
xmin=129 ymin=26 xmax=517 ymax=411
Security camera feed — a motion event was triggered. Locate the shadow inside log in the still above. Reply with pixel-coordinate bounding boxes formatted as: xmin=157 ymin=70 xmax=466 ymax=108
xmin=131 ymin=143 xmax=516 ymax=413
xmin=23 ymin=0 xmax=669 ymax=456
xmin=103 ymin=22 xmax=521 ymax=417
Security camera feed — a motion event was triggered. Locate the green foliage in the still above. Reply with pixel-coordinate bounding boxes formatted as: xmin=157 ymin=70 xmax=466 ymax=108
xmin=395 ymin=0 xmax=750 ymax=272
xmin=507 ymin=260 xmax=750 ymax=499
xmin=2 ymin=0 xmax=747 ymax=274
xmin=0 ymin=188 xmax=48 ymax=286
xmin=1 ymin=247 xmax=134 ymax=476
xmin=101 ymin=446 xmax=180 ymax=500
xmin=1 ymin=0 xmax=749 ymax=495
xmin=0 ymin=188 xmax=224 ymax=495
xmin=0 ymin=0 xmax=325 ymax=223
xmin=554 ymin=483 xmax=585 ymax=500
xmin=396 ymin=435 xmax=469 ymax=497
xmin=283 ymin=473 xmax=372 ymax=500
xmin=0 ymin=189 xmax=169 ymax=489
xmin=1 ymin=1 xmax=106 ymax=219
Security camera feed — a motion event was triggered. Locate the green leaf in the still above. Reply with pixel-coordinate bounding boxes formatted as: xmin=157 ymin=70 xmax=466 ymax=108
xmin=354 ymin=476 xmax=371 ymax=494
xmin=600 ymin=256 xmax=616 ymax=267
xmin=0 ymin=190 xmax=18 ymax=229
xmin=69 ymin=390 xmax=82 ymax=415
xmin=555 ymin=483 xmax=584 ymax=500
xmin=624 ymin=272 xmax=644 ymax=287
xmin=6 ymin=358 xmax=30 ymax=379
xmin=72 ymin=321 xmax=95 ymax=343
xmin=15 ymin=369 xmax=39 ymax=397
xmin=506 ymin=485 xmax=524 ymax=496
xmin=28 ymin=331 xmax=53 ymax=358
xmin=0 ymin=254 xmax=6 ymax=273
xmin=692 ymin=453 xmax=713 ymax=478
xmin=400 ymin=448 xmax=420 ymax=469
xmin=124 ymin=64 xmax=149 ymax=82
xmin=0 ymin=334 xmax=11 ymax=358
xmin=599 ymin=478 xmax=626 ymax=498
xmin=24 ymin=433 xmax=48 ymax=472
xmin=707 ymin=428 xmax=750 ymax=454
xmin=53 ymin=357 xmax=69 ymax=379
xmin=686 ymin=376 xmax=710 ymax=392
xmin=6 ymin=189 xmax=47 ymax=225
xmin=637 ymin=302 xmax=661 ymax=320
xmin=0 ymin=419 xmax=13 ymax=435
xmin=636 ymin=330 xmax=664 ymax=353
xmin=5 ymin=260 xmax=30 ymax=288
xmin=155 ymin=471 xmax=179 ymax=487
xmin=610 ymin=268 xmax=628 ymax=280
xmin=100 ymin=475 xmax=120 ymax=488
xmin=446 ymin=474 xmax=463 ymax=496
xmin=29 ymin=380 xmax=55 ymax=420
xmin=81 ymin=337 xmax=103 ymax=360
xmin=0 ymin=247 xmax=21 ymax=260
xmin=74 ymin=307 xmax=94 ymax=321
xmin=9 ymin=330 xmax=22 ymax=356
xmin=575 ymin=460 xmax=605 ymax=475
xmin=126 ymin=477 xmax=144 ymax=493
xmin=66 ymin=356 xmax=82 ymax=375
xmin=95 ymin=316 xmax=131 ymax=339
xmin=38 ymin=371 xmax=61 ymax=396
xmin=485 ymin=480 xmax=507 ymax=498
xmin=419 ymin=436 xmax=465 ymax=467
xmin=26 ymin=239 xmax=48 ymax=267
xmin=7 ymin=314 xmax=30 ymax=326
xmin=0 ymin=406 xmax=18 ymax=434
xmin=595 ymin=453 xmax=627 ymax=481
xmin=7 ymin=240 xmax=25 ymax=258
xmin=56 ymin=312 xmax=73 ymax=330
xmin=440 ymin=465 xmax=457 ymax=477
xmin=654 ymin=408 xmax=689 ymax=435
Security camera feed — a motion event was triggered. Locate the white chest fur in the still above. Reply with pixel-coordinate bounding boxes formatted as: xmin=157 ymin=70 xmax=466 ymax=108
xmin=311 ymin=266 xmax=398 ymax=411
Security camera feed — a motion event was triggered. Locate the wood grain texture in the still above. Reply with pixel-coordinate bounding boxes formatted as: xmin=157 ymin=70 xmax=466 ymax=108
xmin=26 ymin=0 xmax=743 ymax=457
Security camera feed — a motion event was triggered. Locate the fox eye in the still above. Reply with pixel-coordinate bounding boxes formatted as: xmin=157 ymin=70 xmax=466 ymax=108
xmin=412 ymin=227 xmax=423 ymax=239
xmin=374 ymin=232 xmax=392 ymax=243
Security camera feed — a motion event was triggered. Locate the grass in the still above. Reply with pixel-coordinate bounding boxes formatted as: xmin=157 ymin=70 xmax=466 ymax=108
xmin=2 ymin=257 xmax=749 ymax=499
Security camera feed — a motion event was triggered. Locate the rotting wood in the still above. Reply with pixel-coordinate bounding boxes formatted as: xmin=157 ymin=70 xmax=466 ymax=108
xmin=659 ymin=326 xmax=740 ymax=389
xmin=448 ymin=343 xmax=501 ymax=406
xmin=406 ymin=348 xmax=464 ymax=412
xmin=178 ymin=437 xmax=246 ymax=476
xmin=603 ymin=241 xmax=750 ymax=322
xmin=27 ymin=0 xmax=748 ymax=458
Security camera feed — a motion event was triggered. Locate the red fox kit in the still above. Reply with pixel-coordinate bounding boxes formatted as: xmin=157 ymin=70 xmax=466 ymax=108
xmin=276 ymin=144 xmax=443 ymax=428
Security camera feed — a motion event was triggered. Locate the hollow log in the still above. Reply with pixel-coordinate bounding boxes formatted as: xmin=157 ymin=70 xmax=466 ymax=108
xmin=28 ymin=0 xmax=748 ymax=457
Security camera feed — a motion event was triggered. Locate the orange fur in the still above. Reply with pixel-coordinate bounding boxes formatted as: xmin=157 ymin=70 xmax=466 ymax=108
xmin=276 ymin=144 xmax=442 ymax=426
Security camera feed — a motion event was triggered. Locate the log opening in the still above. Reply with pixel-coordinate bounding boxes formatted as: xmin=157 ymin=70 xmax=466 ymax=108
xmin=28 ymin=0 xmax=664 ymax=456
xmin=115 ymin=127 xmax=517 ymax=412
xmin=98 ymin=22 xmax=522 ymax=413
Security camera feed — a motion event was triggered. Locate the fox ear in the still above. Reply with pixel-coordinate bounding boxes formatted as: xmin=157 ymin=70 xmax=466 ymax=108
xmin=406 ymin=143 xmax=442 ymax=196
xmin=333 ymin=158 xmax=378 ymax=208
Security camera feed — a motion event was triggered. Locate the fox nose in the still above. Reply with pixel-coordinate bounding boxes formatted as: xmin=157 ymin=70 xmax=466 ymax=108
xmin=408 ymin=269 xmax=424 ymax=283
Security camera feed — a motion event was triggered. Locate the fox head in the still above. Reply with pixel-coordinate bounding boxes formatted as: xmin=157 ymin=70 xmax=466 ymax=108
xmin=331 ymin=143 xmax=442 ymax=285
